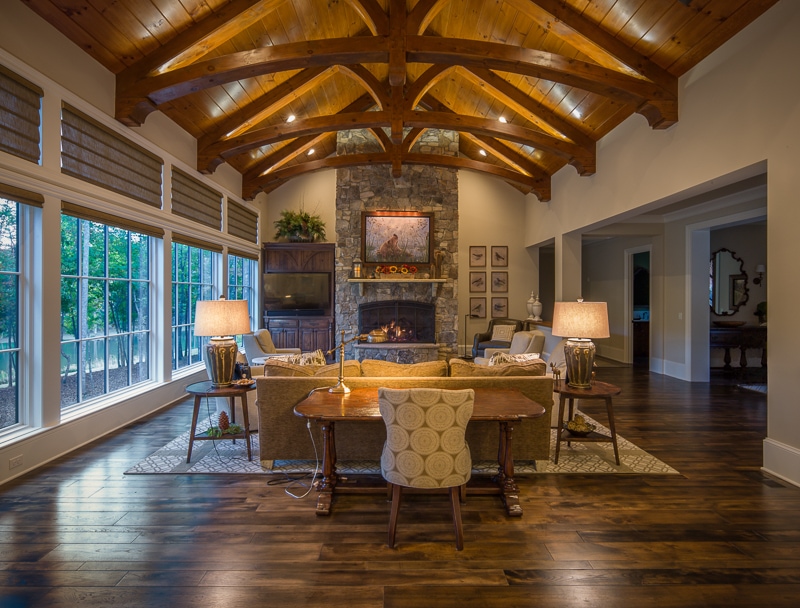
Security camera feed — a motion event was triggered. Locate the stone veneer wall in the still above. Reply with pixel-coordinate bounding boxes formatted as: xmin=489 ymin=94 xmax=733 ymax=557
xmin=335 ymin=129 xmax=460 ymax=361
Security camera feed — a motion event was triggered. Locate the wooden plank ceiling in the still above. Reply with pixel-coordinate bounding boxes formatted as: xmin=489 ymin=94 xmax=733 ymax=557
xmin=21 ymin=0 xmax=779 ymax=201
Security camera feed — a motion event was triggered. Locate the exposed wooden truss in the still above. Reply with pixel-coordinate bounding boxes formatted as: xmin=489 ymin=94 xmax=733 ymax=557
xmin=23 ymin=0 xmax=780 ymax=201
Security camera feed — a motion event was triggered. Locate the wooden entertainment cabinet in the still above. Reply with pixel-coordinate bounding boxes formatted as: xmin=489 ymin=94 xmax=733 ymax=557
xmin=261 ymin=242 xmax=335 ymax=356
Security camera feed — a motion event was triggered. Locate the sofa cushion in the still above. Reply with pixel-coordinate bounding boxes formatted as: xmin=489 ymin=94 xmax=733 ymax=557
xmin=490 ymin=324 xmax=515 ymax=342
xmin=361 ymin=359 xmax=448 ymax=377
xmin=489 ymin=352 xmax=541 ymax=365
xmin=449 ymin=358 xmax=547 ymax=377
xmin=264 ymin=359 xmax=362 ymax=377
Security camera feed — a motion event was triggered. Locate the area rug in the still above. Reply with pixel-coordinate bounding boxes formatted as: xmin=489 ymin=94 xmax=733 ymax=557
xmin=125 ymin=415 xmax=678 ymax=476
xmin=739 ymin=383 xmax=767 ymax=395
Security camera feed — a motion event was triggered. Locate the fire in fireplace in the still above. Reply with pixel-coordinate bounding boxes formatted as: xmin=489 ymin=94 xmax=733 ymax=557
xmin=358 ymin=300 xmax=435 ymax=343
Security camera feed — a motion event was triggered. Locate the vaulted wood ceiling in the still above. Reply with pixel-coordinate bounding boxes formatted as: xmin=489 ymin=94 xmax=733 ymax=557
xmin=22 ymin=0 xmax=779 ymax=201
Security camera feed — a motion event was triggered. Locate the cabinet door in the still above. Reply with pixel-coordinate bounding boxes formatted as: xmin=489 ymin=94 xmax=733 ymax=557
xmin=267 ymin=319 xmax=300 ymax=349
xmin=299 ymin=318 xmax=333 ymax=355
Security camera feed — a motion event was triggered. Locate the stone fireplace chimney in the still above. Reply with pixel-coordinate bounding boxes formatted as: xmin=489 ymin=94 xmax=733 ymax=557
xmin=334 ymin=129 xmax=460 ymax=361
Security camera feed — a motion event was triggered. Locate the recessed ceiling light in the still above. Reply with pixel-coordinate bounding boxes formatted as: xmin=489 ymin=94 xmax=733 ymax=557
xmin=573 ymin=110 xmax=582 ymax=119
xmin=498 ymin=116 xmax=507 ymax=123
xmin=307 ymin=148 xmax=315 ymax=155
xmin=286 ymin=114 xmax=296 ymax=123
xmin=479 ymin=149 xmax=487 ymax=156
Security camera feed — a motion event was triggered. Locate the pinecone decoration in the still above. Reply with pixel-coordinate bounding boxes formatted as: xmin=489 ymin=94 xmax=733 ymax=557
xmin=218 ymin=411 xmax=230 ymax=431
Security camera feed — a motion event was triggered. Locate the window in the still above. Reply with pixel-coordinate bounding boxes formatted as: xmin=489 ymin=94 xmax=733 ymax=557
xmin=60 ymin=215 xmax=151 ymax=407
xmin=172 ymin=241 xmax=216 ymax=370
xmin=227 ymin=253 xmax=257 ymax=345
xmin=0 ymin=199 xmax=19 ymax=429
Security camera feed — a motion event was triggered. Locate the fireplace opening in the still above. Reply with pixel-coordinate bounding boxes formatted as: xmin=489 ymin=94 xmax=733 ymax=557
xmin=358 ymin=300 xmax=435 ymax=343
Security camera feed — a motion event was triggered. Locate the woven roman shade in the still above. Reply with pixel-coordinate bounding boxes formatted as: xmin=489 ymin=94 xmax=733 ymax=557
xmin=0 ymin=65 xmax=43 ymax=164
xmin=60 ymin=103 xmax=163 ymax=208
xmin=0 ymin=182 xmax=44 ymax=208
xmin=172 ymin=232 xmax=223 ymax=253
xmin=61 ymin=201 xmax=165 ymax=238
xmin=227 ymin=199 xmax=258 ymax=243
xmin=171 ymin=168 xmax=222 ymax=230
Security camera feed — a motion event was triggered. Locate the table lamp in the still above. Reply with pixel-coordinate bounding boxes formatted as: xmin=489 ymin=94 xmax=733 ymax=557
xmin=551 ymin=300 xmax=609 ymax=389
xmin=194 ymin=298 xmax=251 ymax=387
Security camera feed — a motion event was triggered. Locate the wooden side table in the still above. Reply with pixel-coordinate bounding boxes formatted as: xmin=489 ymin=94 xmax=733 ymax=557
xmin=185 ymin=380 xmax=256 ymax=463
xmin=553 ymin=380 xmax=622 ymax=465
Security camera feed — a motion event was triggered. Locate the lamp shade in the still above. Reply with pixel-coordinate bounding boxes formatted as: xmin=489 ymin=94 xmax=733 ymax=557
xmin=194 ymin=299 xmax=251 ymax=337
xmin=551 ymin=301 xmax=610 ymax=339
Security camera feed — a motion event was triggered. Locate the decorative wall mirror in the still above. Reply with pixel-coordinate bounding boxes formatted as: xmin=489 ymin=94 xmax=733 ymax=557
xmin=710 ymin=248 xmax=749 ymax=316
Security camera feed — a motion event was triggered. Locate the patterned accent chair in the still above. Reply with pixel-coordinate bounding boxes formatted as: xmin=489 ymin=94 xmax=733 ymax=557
xmin=378 ymin=387 xmax=474 ymax=550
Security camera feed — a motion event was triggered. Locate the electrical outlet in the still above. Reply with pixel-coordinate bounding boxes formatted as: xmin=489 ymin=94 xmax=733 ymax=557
xmin=8 ymin=455 xmax=23 ymax=470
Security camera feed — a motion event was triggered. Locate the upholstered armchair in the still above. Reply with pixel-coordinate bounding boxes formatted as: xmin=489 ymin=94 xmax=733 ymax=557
xmin=242 ymin=329 xmax=301 ymax=365
xmin=474 ymin=330 xmax=545 ymax=365
xmin=471 ymin=318 xmax=523 ymax=358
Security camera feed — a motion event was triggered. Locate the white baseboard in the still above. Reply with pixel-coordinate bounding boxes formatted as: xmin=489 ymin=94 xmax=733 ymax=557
xmin=762 ymin=438 xmax=800 ymax=488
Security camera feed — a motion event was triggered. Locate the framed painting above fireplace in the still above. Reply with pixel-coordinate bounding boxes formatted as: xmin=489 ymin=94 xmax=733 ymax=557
xmin=361 ymin=211 xmax=434 ymax=266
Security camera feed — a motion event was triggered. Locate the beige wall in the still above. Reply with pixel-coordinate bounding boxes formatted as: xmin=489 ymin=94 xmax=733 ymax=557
xmin=524 ymin=0 xmax=799 ymax=486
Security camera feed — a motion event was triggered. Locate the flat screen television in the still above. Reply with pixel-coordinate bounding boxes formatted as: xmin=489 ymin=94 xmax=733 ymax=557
xmin=263 ymin=272 xmax=331 ymax=315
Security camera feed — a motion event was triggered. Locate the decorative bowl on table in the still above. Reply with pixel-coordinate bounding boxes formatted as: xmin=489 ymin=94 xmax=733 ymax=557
xmin=233 ymin=378 xmax=255 ymax=386
xmin=565 ymin=415 xmax=595 ymax=437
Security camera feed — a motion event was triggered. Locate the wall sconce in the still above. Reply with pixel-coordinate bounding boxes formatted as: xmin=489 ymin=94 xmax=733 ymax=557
xmin=754 ymin=264 xmax=765 ymax=286
xmin=352 ymin=257 xmax=362 ymax=278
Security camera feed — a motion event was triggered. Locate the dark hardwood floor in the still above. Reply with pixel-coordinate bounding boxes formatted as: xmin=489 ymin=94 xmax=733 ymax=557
xmin=2 ymin=367 xmax=797 ymax=607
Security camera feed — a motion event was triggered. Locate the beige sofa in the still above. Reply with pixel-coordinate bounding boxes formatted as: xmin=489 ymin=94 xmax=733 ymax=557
xmin=254 ymin=358 xmax=554 ymax=465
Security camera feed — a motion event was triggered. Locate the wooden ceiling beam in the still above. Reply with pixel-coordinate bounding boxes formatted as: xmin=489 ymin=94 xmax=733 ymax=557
xmin=197 ymin=65 xmax=333 ymax=153
xmin=117 ymin=0 xmax=285 ymax=88
xmin=413 ymin=99 xmax=595 ymax=175
xmin=407 ymin=64 xmax=456 ymax=110
xmin=231 ymin=94 xmax=379 ymax=179
xmin=407 ymin=36 xmax=676 ymax=107
xmin=459 ymin=67 xmax=594 ymax=147
xmin=254 ymin=152 xmax=544 ymax=198
xmin=342 ymin=0 xmax=390 ymax=36
xmin=408 ymin=0 xmax=450 ymax=35
xmin=460 ymin=132 xmax=547 ymax=182
xmin=116 ymin=37 xmax=389 ymax=125
xmin=513 ymin=0 xmax=677 ymax=91
xmin=337 ymin=65 xmax=390 ymax=108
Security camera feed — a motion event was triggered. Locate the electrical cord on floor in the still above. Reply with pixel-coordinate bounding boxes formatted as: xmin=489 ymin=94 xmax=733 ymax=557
xmin=282 ymin=419 xmax=320 ymax=499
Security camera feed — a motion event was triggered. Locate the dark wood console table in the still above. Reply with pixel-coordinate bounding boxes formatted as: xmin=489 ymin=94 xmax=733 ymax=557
xmin=294 ymin=387 xmax=544 ymax=518
xmin=710 ymin=325 xmax=767 ymax=370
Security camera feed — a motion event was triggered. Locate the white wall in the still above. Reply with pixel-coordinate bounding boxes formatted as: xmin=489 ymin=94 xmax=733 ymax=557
xmin=525 ymin=0 xmax=799 ymax=486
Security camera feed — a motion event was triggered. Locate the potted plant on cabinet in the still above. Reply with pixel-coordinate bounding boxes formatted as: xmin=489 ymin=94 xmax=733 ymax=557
xmin=274 ymin=209 xmax=326 ymax=242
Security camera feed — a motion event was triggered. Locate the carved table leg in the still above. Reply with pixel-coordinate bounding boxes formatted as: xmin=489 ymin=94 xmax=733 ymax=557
xmin=497 ymin=421 xmax=523 ymax=517
xmin=315 ymin=420 xmax=338 ymax=516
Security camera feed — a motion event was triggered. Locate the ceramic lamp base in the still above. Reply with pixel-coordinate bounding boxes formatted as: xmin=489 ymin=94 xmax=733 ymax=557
xmin=564 ymin=338 xmax=596 ymax=389
xmin=205 ymin=338 xmax=239 ymax=387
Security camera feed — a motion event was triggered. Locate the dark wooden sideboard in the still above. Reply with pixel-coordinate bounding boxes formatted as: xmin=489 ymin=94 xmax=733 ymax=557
xmin=710 ymin=325 xmax=766 ymax=370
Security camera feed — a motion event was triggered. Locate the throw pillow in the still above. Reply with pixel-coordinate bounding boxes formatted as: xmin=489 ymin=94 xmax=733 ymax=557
xmin=361 ymin=359 xmax=449 ymax=377
xmin=449 ymin=358 xmax=546 ymax=377
xmin=490 ymin=324 xmax=515 ymax=342
xmin=287 ymin=349 xmax=327 ymax=366
xmin=488 ymin=352 xmax=541 ymax=366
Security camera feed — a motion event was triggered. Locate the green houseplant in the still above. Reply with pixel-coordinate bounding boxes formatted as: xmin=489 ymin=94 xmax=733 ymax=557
xmin=273 ymin=209 xmax=326 ymax=242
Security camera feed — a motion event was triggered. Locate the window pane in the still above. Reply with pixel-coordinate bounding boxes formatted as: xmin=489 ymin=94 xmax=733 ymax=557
xmin=108 ymin=334 xmax=129 ymax=392
xmin=0 ymin=350 xmax=18 ymax=429
xmin=61 ymin=277 xmax=78 ymax=339
xmin=0 ymin=275 xmax=19 ymax=347
xmin=108 ymin=227 xmax=129 ymax=279
xmin=0 ymin=200 xmax=18 ymax=273
xmin=87 ymin=222 xmax=105 ymax=277
xmin=60 ymin=341 xmax=78 ymax=407
xmin=132 ymin=282 xmax=149 ymax=331
xmin=131 ymin=332 xmax=149 ymax=384
xmin=131 ymin=234 xmax=148 ymax=280
xmin=108 ymin=280 xmax=129 ymax=334
xmin=81 ymin=339 xmax=106 ymax=401
xmin=86 ymin=278 xmax=106 ymax=337
xmin=61 ymin=215 xmax=78 ymax=276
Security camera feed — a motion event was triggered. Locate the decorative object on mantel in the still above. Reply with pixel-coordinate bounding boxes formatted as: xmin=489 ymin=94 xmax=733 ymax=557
xmin=352 ymin=257 xmax=362 ymax=278
xmin=375 ymin=263 xmax=417 ymax=278
xmin=527 ymin=292 xmax=543 ymax=321
xmin=273 ymin=208 xmax=326 ymax=242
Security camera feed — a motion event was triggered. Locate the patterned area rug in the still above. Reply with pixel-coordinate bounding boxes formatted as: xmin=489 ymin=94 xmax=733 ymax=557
xmin=125 ymin=415 xmax=678 ymax=476
xmin=739 ymin=383 xmax=767 ymax=394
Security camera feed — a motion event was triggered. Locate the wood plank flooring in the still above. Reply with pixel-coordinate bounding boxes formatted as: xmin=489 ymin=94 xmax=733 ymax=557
xmin=2 ymin=367 xmax=798 ymax=607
